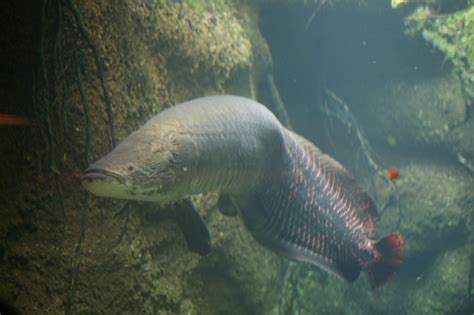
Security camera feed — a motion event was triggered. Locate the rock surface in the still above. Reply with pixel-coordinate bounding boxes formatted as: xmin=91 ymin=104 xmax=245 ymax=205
xmin=0 ymin=0 xmax=279 ymax=314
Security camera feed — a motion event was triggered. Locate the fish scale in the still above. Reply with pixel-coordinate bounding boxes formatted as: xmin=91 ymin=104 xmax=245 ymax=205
xmin=246 ymin=130 xmax=379 ymax=279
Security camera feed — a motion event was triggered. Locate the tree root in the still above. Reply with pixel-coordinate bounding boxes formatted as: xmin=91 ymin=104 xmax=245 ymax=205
xmin=34 ymin=0 xmax=71 ymax=172
xmin=53 ymin=0 xmax=69 ymax=138
xmin=65 ymin=194 xmax=89 ymax=315
xmin=37 ymin=0 xmax=55 ymax=170
xmin=105 ymin=201 xmax=131 ymax=253
xmin=66 ymin=0 xmax=116 ymax=148
xmin=456 ymin=150 xmax=474 ymax=174
xmin=304 ymin=0 xmax=325 ymax=31
xmin=113 ymin=205 xmax=131 ymax=250
xmin=279 ymin=262 xmax=301 ymax=315
xmin=265 ymin=72 xmax=292 ymax=129
xmin=76 ymin=61 xmax=91 ymax=166
xmin=468 ymin=239 xmax=473 ymax=303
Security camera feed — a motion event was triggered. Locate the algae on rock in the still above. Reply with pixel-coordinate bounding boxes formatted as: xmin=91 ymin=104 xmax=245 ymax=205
xmin=0 ymin=0 xmax=281 ymax=314
xmin=378 ymin=162 xmax=473 ymax=256
xmin=408 ymin=245 xmax=473 ymax=314
xmin=402 ymin=2 xmax=474 ymax=170
xmin=405 ymin=4 xmax=474 ymax=101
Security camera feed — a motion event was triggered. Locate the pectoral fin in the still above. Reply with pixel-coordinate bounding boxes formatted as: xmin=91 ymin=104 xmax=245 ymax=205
xmin=217 ymin=192 xmax=239 ymax=217
xmin=175 ymin=197 xmax=211 ymax=256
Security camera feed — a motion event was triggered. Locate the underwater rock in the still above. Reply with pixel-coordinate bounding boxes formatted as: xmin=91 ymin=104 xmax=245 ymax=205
xmin=257 ymin=0 xmax=365 ymax=5
xmin=378 ymin=161 xmax=473 ymax=257
xmin=277 ymin=264 xmax=375 ymax=314
xmin=450 ymin=119 xmax=474 ymax=172
xmin=392 ymin=4 xmax=474 ymax=171
xmin=0 ymin=0 xmax=278 ymax=314
xmin=359 ymin=73 xmax=472 ymax=163
xmin=392 ymin=0 xmax=469 ymax=12
xmin=183 ymin=193 xmax=281 ymax=315
xmin=407 ymin=244 xmax=472 ymax=314
xmin=405 ymin=5 xmax=474 ymax=99
xmin=128 ymin=0 xmax=253 ymax=96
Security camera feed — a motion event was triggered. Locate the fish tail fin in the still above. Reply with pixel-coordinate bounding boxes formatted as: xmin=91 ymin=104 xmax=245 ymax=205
xmin=366 ymin=232 xmax=404 ymax=288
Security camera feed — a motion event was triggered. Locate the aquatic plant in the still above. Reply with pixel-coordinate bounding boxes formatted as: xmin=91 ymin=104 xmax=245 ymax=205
xmin=405 ymin=4 xmax=474 ymax=101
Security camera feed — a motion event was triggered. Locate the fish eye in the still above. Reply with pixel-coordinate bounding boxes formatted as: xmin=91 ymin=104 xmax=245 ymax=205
xmin=128 ymin=165 xmax=134 ymax=171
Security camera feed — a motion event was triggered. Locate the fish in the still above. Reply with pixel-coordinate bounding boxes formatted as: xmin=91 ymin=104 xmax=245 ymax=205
xmin=0 ymin=114 xmax=31 ymax=126
xmin=81 ymin=95 xmax=404 ymax=288
xmin=386 ymin=167 xmax=400 ymax=181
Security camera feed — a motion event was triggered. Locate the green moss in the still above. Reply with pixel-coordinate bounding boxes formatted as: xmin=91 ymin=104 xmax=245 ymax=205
xmin=378 ymin=162 xmax=472 ymax=256
xmin=408 ymin=245 xmax=472 ymax=314
xmin=185 ymin=0 xmax=228 ymax=13
xmin=422 ymin=30 xmax=457 ymax=58
xmin=0 ymin=0 xmax=276 ymax=313
xmin=405 ymin=5 xmax=474 ymax=100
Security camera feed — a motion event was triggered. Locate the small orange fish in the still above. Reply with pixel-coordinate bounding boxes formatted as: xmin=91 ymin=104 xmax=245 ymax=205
xmin=0 ymin=114 xmax=31 ymax=126
xmin=386 ymin=167 xmax=400 ymax=181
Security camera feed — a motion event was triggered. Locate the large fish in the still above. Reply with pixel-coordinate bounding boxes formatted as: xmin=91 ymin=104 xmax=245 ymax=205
xmin=81 ymin=95 xmax=404 ymax=288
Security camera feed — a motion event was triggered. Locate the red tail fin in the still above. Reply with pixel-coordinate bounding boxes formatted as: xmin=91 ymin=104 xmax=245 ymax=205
xmin=366 ymin=232 xmax=404 ymax=288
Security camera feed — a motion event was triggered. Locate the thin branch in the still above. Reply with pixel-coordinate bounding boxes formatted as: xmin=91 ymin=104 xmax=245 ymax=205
xmin=265 ymin=73 xmax=292 ymax=129
xmin=324 ymin=88 xmax=381 ymax=173
xmin=456 ymin=150 xmax=474 ymax=174
xmin=38 ymin=0 xmax=55 ymax=170
xmin=105 ymin=202 xmax=131 ymax=253
xmin=304 ymin=0 xmax=324 ymax=31
xmin=65 ymin=194 xmax=89 ymax=315
xmin=76 ymin=62 xmax=91 ymax=166
xmin=53 ymin=0 xmax=68 ymax=137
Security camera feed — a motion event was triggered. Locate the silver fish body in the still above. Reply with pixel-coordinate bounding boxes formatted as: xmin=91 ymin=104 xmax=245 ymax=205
xmin=82 ymin=95 xmax=284 ymax=202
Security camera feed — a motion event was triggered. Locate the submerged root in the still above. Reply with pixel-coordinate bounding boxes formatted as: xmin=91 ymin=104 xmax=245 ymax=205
xmin=37 ymin=0 xmax=55 ymax=170
xmin=265 ymin=72 xmax=292 ymax=129
xmin=76 ymin=61 xmax=91 ymax=166
xmin=106 ymin=201 xmax=132 ymax=253
xmin=455 ymin=150 xmax=474 ymax=174
xmin=279 ymin=262 xmax=302 ymax=315
xmin=66 ymin=0 xmax=116 ymax=148
xmin=65 ymin=194 xmax=89 ymax=315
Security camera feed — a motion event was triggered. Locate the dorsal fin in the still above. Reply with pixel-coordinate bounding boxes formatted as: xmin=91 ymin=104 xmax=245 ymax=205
xmin=289 ymin=131 xmax=379 ymax=236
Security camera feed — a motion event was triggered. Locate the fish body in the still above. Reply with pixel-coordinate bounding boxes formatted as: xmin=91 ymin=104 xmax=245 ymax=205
xmin=82 ymin=95 xmax=403 ymax=287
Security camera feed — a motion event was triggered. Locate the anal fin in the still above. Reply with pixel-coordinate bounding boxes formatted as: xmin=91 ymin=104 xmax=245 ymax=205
xmin=175 ymin=197 xmax=212 ymax=256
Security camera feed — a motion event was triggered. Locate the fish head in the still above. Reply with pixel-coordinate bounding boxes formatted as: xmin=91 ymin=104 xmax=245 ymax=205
xmin=81 ymin=121 xmax=196 ymax=202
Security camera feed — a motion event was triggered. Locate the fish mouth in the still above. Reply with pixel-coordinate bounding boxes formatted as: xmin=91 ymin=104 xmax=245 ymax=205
xmin=81 ymin=167 xmax=164 ymax=201
xmin=81 ymin=167 xmax=125 ymax=184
